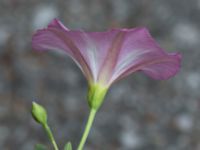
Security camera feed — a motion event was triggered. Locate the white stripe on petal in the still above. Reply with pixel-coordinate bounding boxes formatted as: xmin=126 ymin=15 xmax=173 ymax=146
xmin=81 ymin=33 xmax=99 ymax=82
xmin=110 ymin=49 xmax=151 ymax=82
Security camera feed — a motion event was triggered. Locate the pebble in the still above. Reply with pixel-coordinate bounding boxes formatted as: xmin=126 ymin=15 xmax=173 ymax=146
xmin=172 ymin=22 xmax=200 ymax=45
xmin=0 ymin=27 xmax=10 ymax=46
xmin=0 ymin=126 xmax=10 ymax=144
xmin=32 ymin=5 xmax=58 ymax=30
xmin=175 ymin=114 xmax=193 ymax=132
xmin=186 ymin=72 xmax=200 ymax=90
xmin=120 ymin=130 xmax=142 ymax=149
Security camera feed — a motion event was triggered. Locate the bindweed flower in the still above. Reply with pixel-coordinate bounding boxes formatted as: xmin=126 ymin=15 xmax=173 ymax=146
xmin=32 ymin=19 xmax=181 ymax=110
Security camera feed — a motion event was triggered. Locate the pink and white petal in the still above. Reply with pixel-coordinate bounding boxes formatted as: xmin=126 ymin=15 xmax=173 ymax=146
xmin=110 ymin=28 xmax=181 ymax=83
xmin=85 ymin=29 xmax=144 ymax=84
xmin=141 ymin=53 xmax=181 ymax=80
xmin=120 ymin=27 xmax=166 ymax=58
xmin=32 ymin=28 xmax=75 ymax=56
xmin=46 ymin=20 xmax=123 ymax=82
xmin=32 ymin=19 xmax=93 ymax=81
xmin=84 ymin=30 xmax=121 ymax=81
xmin=32 ymin=19 xmax=123 ymax=82
xmin=60 ymin=30 xmax=122 ymax=82
xmin=47 ymin=19 xmax=70 ymax=31
xmin=46 ymin=21 xmax=121 ymax=77
xmin=112 ymin=52 xmax=181 ymax=84
xmin=88 ymin=31 xmax=126 ymax=84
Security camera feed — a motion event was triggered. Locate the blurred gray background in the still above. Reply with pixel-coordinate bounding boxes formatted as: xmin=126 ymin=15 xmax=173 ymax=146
xmin=0 ymin=0 xmax=200 ymax=150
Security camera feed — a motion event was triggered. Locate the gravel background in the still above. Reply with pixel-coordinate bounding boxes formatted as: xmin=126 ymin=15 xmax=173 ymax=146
xmin=0 ymin=0 xmax=200 ymax=150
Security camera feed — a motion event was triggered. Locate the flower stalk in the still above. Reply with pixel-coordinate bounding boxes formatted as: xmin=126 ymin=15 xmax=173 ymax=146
xmin=77 ymin=108 xmax=97 ymax=150
xmin=43 ymin=124 xmax=59 ymax=150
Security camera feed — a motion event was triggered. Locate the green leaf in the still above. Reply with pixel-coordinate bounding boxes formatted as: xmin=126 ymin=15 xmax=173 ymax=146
xmin=35 ymin=144 xmax=47 ymax=150
xmin=64 ymin=142 xmax=72 ymax=150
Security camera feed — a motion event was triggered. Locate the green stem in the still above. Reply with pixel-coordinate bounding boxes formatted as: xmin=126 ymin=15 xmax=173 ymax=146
xmin=77 ymin=108 xmax=97 ymax=150
xmin=43 ymin=124 xmax=59 ymax=150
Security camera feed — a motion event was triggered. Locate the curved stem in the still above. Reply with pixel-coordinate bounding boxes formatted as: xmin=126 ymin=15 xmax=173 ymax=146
xmin=43 ymin=124 xmax=59 ymax=150
xmin=77 ymin=108 xmax=97 ymax=150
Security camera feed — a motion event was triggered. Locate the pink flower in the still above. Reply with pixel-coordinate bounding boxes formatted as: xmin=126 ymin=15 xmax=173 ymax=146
xmin=32 ymin=19 xmax=181 ymax=110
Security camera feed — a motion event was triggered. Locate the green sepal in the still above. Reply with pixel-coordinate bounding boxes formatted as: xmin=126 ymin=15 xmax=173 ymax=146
xmin=64 ymin=142 xmax=72 ymax=150
xmin=87 ymin=83 xmax=108 ymax=110
xmin=32 ymin=102 xmax=47 ymax=125
xmin=35 ymin=144 xmax=47 ymax=150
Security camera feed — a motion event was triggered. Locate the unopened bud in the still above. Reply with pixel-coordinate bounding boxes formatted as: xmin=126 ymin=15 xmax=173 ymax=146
xmin=32 ymin=102 xmax=47 ymax=125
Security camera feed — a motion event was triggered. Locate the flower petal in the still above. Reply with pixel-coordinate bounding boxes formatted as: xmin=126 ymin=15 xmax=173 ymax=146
xmin=141 ymin=53 xmax=181 ymax=80
xmin=80 ymin=30 xmax=119 ymax=82
xmin=110 ymin=28 xmax=181 ymax=83
xmin=32 ymin=19 xmax=93 ymax=81
xmin=32 ymin=19 xmax=122 ymax=83
xmin=47 ymin=18 xmax=69 ymax=31
xmin=85 ymin=29 xmax=137 ymax=84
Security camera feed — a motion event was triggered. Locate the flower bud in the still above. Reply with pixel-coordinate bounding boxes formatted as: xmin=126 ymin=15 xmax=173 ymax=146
xmin=64 ymin=142 xmax=72 ymax=150
xmin=32 ymin=102 xmax=47 ymax=125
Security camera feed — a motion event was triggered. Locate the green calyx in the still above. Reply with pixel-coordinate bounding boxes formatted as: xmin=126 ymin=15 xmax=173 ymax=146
xmin=87 ymin=83 xmax=108 ymax=110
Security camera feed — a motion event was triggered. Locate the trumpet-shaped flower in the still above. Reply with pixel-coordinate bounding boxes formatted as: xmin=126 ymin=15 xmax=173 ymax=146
xmin=32 ymin=19 xmax=181 ymax=110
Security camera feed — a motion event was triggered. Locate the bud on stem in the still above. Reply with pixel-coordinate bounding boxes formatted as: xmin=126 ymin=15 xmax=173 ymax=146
xmin=32 ymin=102 xmax=47 ymax=125
xmin=31 ymin=102 xmax=59 ymax=150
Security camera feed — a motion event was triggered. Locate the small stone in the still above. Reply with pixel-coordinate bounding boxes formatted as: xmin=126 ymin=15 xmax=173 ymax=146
xmin=0 ymin=126 xmax=10 ymax=144
xmin=120 ymin=130 xmax=142 ymax=149
xmin=119 ymin=115 xmax=142 ymax=149
xmin=0 ymin=27 xmax=10 ymax=46
xmin=32 ymin=5 xmax=58 ymax=30
xmin=172 ymin=22 xmax=200 ymax=45
xmin=175 ymin=114 xmax=193 ymax=132
xmin=186 ymin=72 xmax=200 ymax=90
